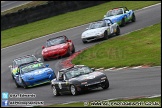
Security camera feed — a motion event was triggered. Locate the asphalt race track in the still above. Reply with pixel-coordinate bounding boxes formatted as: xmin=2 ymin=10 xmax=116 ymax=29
xmin=1 ymin=3 xmax=161 ymax=106
xmin=1 ymin=1 xmax=32 ymax=12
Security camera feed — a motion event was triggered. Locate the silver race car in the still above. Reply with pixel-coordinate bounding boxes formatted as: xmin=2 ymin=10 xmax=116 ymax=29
xmin=81 ymin=19 xmax=120 ymax=43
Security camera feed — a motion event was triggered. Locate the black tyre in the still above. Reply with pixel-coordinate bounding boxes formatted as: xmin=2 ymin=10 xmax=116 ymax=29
xmin=72 ymin=44 xmax=75 ymax=53
xmin=52 ymin=85 xmax=60 ymax=96
xmin=101 ymin=79 xmax=109 ymax=89
xmin=82 ymin=39 xmax=87 ymax=44
xmin=66 ymin=48 xmax=72 ymax=57
xmin=115 ymin=26 xmax=120 ymax=36
xmin=70 ymin=85 xmax=78 ymax=96
xmin=22 ymin=80 xmax=28 ymax=89
xmin=121 ymin=18 xmax=126 ymax=27
xmin=131 ymin=13 xmax=136 ymax=22
xmin=14 ymin=79 xmax=20 ymax=88
xmin=11 ymin=74 xmax=14 ymax=80
xmin=43 ymin=57 xmax=48 ymax=61
xmin=103 ymin=31 xmax=108 ymax=40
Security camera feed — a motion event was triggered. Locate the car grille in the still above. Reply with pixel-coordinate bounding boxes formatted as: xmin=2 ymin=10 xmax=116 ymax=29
xmin=86 ymin=37 xmax=96 ymax=40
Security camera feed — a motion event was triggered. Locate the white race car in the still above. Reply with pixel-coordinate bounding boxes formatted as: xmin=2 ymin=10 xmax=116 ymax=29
xmin=81 ymin=19 xmax=120 ymax=43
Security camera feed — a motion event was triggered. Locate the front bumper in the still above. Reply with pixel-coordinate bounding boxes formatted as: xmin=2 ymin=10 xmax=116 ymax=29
xmin=43 ymin=48 xmax=68 ymax=59
xmin=82 ymin=35 xmax=104 ymax=42
xmin=24 ymin=74 xmax=55 ymax=87
xmin=76 ymin=80 xmax=106 ymax=91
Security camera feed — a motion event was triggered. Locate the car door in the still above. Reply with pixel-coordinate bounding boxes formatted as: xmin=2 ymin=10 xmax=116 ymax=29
xmin=60 ymin=74 xmax=69 ymax=91
xmin=56 ymin=73 xmax=69 ymax=92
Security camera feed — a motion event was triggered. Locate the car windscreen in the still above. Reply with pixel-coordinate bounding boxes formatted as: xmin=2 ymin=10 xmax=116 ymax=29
xmin=106 ymin=8 xmax=123 ymax=17
xmin=46 ymin=37 xmax=66 ymax=47
xmin=20 ymin=63 xmax=45 ymax=74
xmin=15 ymin=56 xmax=37 ymax=66
xmin=89 ymin=21 xmax=106 ymax=29
xmin=65 ymin=67 xmax=93 ymax=79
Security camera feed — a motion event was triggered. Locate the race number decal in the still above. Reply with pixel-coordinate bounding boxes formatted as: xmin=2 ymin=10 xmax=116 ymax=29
xmin=58 ymin=82 xmax=62 ymax=89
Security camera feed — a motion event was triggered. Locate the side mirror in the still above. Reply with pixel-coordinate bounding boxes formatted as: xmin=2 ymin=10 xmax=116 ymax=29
xmin=37 ymin=58 xmax=41 ymax=61
xmin=42 ymin=46 xmax=45 ymax=49
xmin=67 ymin=40 xmax=72 ymax=42
xmin=9 ymin=65 xmax=12 ymax=68
xmin=104 ymin=15 xmax=106 ymax=17
xmin=46 ymin=64 xmax=49 ymax=67
xmin=125 ymin=11 xmax=129 ymax=13
xmin=91 ymin=68 xmax=95 ymax=71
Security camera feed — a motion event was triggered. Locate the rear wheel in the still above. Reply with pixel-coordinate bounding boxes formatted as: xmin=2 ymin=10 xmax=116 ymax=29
xmin=101 ymin=79 xmax=109 ymax=89
xmin=131 ymin=13 xmax=136 ymax=22
xmin=52 ymin=85 xmax=60 ymax=96
xmin=70 ymin=85 xmax=78 ymax=96
xmin=103 ymin=31 xmax=108 ymax=40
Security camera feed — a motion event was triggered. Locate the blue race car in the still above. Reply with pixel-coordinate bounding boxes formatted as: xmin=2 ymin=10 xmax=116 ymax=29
xmin=103 ymin=7 xmax=136 ymax=26
xmin=14 ymin=61 xmax=56 ymax=88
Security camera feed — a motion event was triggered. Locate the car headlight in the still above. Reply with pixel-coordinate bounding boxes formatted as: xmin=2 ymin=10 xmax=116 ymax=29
xmin=82 ymin=35 xmax=85 ymax=38
xmin=47 ymin=71 xmax=53 ymax=75
xmin=81 ymin=82 xmax=87 ymax=85
xmin=43 ymin=49 xmax=48 ymax=53
xmin=97 ymin=32 xmax=104 ymax=36
xmin=28 ymin=77 xmax=34 ymax=80
xmin=101 ymin=77 xmax=106 ymax=80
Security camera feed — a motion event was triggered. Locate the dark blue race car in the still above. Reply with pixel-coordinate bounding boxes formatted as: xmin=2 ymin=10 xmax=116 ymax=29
xmin=14 ymin=61 xmax=56 ymax=88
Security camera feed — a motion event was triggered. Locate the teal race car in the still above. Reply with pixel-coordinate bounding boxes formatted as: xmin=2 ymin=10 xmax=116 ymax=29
xmin=103 ymin=7 xmax=136 ymax=26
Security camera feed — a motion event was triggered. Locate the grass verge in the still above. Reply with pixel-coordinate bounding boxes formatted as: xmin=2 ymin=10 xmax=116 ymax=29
xmin=72 ymin=23 xmax=161 ymax=68
xmin=1 ymin=1 xmax=160 ymax=48
xmin=43 ymin=96 xmax=161 ymax=107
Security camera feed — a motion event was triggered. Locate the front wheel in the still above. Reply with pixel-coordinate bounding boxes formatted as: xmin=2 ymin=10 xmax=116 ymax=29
xmin=72 ymin=44 xmax=75 ymax=53
xmin=14 ymin=79 xmax=20 ymax=88
xmin=22 ymin=80 xmax=28 ymax=89
xmin=70 ymin=85 xmax=78 ymax=96
xmin=121 ymin=18 xmax=126 ymax=27
xmin=115 ymin=26 xmax=120 ymax=36
xmin=66 ymin=48 xmax=72 ymax=57
xmin=82 ymin=39 xmax=87 ymax=44
xmin=11 ymin=74 xmax=14 ymax=80
xmin=103 ymin=31 xmax=108 ymax=40
xmin=101 ymin=79 xmax=109 ymax=89
xmin=52 ymin=85 xmax=60 ymax=96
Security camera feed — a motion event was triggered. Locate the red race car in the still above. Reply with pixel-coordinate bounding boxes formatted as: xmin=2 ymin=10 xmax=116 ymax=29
xmin=42 ymin=35 xmax=75 ymax=61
